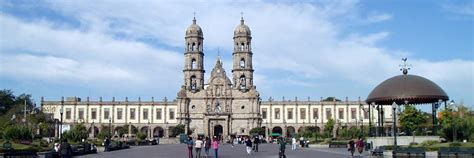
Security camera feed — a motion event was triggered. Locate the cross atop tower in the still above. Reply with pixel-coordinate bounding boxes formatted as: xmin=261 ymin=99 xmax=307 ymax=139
xmin=399 ymin=58 xmax=412 ymax=75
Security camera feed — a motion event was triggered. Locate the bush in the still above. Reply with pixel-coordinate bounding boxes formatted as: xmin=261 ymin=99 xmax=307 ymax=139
xmin=322 ymin=138 xmax=332 ymax=144
xmin=409 ymin=142 xmax=419 ymax=147
xmin=249 ymin=127 xmax=265 ymax=136
xmin=2 ymin=125 xmax=33 ymax=142
xmin=420 ymin=140 xmax=439 ymax=147
xmin=449 ymin=142 xmax=461 ymax=147
xmin=137 ymin=132 xmax=146 ymax=140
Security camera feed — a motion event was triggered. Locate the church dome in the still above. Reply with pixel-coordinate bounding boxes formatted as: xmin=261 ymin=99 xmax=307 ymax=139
xmin=366 ymin=74 xmax=448 ymax=105
xmin=234 ymin=17 xmax=251 ymax=37
xmin=186 ymin=17 xmax=203 ymax=37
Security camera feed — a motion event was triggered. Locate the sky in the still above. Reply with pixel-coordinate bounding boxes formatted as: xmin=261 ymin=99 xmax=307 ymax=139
xmin=0 ymin=0 xmax=473 ymax=110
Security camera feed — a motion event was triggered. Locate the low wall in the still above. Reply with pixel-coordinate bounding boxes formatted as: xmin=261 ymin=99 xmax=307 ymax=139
xmin=367 ymin=136 xmax=440 ymax=148
xmin=158 ymin=138 xmax=180 ymax=144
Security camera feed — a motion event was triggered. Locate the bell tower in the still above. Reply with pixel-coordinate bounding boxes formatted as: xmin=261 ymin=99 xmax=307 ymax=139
xmin=232 ymin=16 xmax=254 ymax=91
xmin=183 ymin=16 xmax=205 ymax=92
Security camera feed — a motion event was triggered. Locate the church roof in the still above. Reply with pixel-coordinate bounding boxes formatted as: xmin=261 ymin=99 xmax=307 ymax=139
xmin=208 ymin=57 xmax=232 ymax=86
xmin=186 ymin=17 xmax=203 ymax=37
xmin=234 ymin=17 xmax=251 ymax=37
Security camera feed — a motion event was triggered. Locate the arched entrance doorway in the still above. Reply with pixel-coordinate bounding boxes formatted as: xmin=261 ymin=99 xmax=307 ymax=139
xmin=272 ymin=126 xmax=282 ymax=137
xmin=214 ymin=125 xmax=223 ymax=138
xmin=141 ymin=126 xmax=150 ymax=138
xmin=88 ymin=126 xmax=99 ymax=138
xmin=153 ymin=127 xmax=164 ymax=138
xmin=286 ymin=126 xmax=296 ymax=138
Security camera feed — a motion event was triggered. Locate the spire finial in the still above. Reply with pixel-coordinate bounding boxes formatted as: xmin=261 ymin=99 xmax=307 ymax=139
xmin=217 ymin=47 xmax=221 ymax=62
xmin=193 ymin=11 xmax=196 ymax=24
xmin=240 ymin=12 xmax=244 ymax=25
xmin=399 ymin=58 xmax=412 ymax=75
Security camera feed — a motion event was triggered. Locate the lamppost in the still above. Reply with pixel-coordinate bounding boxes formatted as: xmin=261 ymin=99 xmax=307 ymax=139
xmin=148 ymin=121 xmax=151 ymax=139
xmin=391 ymin=102 xmax=399 ymax=157
xmin=432 ymin=99 xmax=441 ymax=135
xmin=450 ymin=100 xmax=457 ymax=142
xmin=60 ymin=106 xmax=63 ymax=139
xmin=91 ymin=121 xmax=95 ymax=138
xmin=109 ymin=116 xmax=112 ymax=137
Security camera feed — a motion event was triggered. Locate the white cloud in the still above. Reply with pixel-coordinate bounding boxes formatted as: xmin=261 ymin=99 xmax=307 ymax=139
xmin=442 ymin=3 xmax=474 ymax=16
xmin=1 ymin=0 xmax=473 ymax=105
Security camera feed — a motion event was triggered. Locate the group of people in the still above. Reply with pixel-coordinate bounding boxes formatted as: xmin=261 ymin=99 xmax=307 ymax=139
xmin=291 ymin=136 xmax=309 ymax=150
xmin=52 ymin=139 xmax=73 ymax=158
xmin=187 ymin=136 xmax=220 ymax=158
xmin=347 ymin=137 xmax=365 ymax=157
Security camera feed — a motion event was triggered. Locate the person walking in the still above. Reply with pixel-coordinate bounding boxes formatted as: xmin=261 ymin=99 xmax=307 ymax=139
xmin=204 ymin=137 xmax=211 ymax=158
xmin=187 ymin=137 xmax=194 ymax=158
xmin=347 ymin=139 xmax=355 ymax=157
xmin=299 ymin=136 xmax=304 ymax=148
xmin=279 ymin=137 xmax=286 ymax=158
xmin=212 ymin=136 xmax=219 ymax=158
xmin=253 ymin=135 xmax=259 ymax=152
xmin=104 ymin=137 xmax=110 ymax=152
xmin=59 ymin=139 xmax=72 ymax=158
xmin=195 ymin=137 xmax=203 ymax=158
xmin=356 ymin=137 xmax=365 ymax=157
xmin=245 ymin=137 xmax=252 ymax=155
xmin=291 ymin=137 xmax=297 ymax=150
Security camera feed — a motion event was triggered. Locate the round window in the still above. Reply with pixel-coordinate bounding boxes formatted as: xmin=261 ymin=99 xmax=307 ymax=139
xmin=241 ymin=106 xmax=245 ymax=109
xmin=192 ymin=105 xmax=196 ymax=109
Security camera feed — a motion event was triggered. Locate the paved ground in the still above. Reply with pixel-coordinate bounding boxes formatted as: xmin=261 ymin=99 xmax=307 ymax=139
xmin=78 ymin=143 xmax=372 ymax=158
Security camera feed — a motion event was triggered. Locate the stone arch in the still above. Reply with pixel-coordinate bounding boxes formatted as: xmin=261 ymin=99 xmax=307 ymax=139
xmin=141 ymin=126 xmax=150 ymax=136
xmin=153 ymin=126 xmax=165 ymax=138
xmin=239 ymin=75 xmax=246 ymax=89
xmin=298 ymin=126 xmax=305 ymax=134
xmin=272 ymin=126 xmax=282 ymax=137
xmin=240 ymin=58 xmax=245 ymax=68
xmin=88 ymin=126 xmax=99 ymax=138
xmin=191 ymin=59 xmax=197 ymax=69
xmin=286 ymin=126 xmax=296 ymax=138
xmin=114 ymin=126 xmax=126 ymax=137
xmin=168 ymin=126 xmax=175 ymax=137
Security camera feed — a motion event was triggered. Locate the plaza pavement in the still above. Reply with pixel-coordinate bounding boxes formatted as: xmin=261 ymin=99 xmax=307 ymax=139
xmin=78 ymin=143 xmax=372 ymax=158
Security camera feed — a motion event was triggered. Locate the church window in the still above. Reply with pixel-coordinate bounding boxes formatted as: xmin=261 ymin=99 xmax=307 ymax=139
xmin=262 ymin=108 xmax=267 ymax=119
xmin=191 ymin=59 xmax=197 ymax=69
xmin=65 ymin=108 xmax=71 ymax=119
xmin=187 ymin=43 xmax=190 ymax=51
xmin=241 ymin=106 xmax=245 ymax=109
xmin=240 ymin=42 xmax=244 ymax=51
xmin=351 ymin=108 xmax=357 ymax=119
xmin=78 ymin=108 xmax=84 ymax=120
xmin=312 ymin=108 xmax=319 ymax=119
xmin=241 ymin=128 xmax=245 ymax=134
xmin=275 ymin=108 xmax=280 ymax=119
xmin=91 ymin=108 xmax=97 ymax=120
xmin=363 ymin=108 xmax=369 ymax=119
xmin=338 ymin=108 xmax=344 ymax=119
xmin=326 ymin=108 xmax=331 ymax=120
xmin=117 ymin=108 xmax=122 ymax=120
xmin=104 ymin=108 xmax=110 ymax=120
xmin=143 ymin=108 xmax=149 ymax=120
xmin=169 ymin=108 xmax=175 ymax=119
xmin=190 ymin=76 xmax=197 ymax=90
xmin=156 ymin=108 xmax=162 ymax=120
xmin=300 ymin=108 xmax=306 ymax=120
xmin=197 ymin=42 xmax=201 ymax=51
xmin=287 ymin=108 xmax=293 ymax=119
xmin=192 ymin=42 xmax=196 ymax=51
xmin=240 ymin=75 xmax=246 ymax=89
xmin=130 ymin=108 xmax=136 ymax=120
xmin=191 ymin=105 xmax=196 ymax=109
xmin=240 ymin=59 xmax=245 ymax=68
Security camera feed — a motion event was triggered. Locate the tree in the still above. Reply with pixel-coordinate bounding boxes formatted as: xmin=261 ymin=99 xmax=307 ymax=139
xmin=170 ymin=124 xmax=185 ymax=137
xmin=399 ymin=104 xmax=427 ymax=136
xmin=249 ymin=127 xmax=265 ymax=135
xmin=324 ymin=118 xmax=335 ymax=138
xmin=439 ymin=104 xmax=474 ymax=141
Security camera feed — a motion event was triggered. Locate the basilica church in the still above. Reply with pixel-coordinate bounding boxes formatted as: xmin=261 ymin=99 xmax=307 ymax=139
xmin=41 ymin=16 xmax=387 ymax=140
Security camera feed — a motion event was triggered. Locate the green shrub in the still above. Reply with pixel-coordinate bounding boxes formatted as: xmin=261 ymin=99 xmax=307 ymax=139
xmin=322 ymin=138 xmax=332 ymax=144
xmin=409 ymin=142 xmax=419 ymax=147
xmin=2 ymin=125 xmax=33 ymax=142
xmin=420 ymin=140 xmax=439 ymax=147
xmin=137 ymin=132 xmax=146 ymax=140
xmin=449 ymin=142 xmax=461 ymax=147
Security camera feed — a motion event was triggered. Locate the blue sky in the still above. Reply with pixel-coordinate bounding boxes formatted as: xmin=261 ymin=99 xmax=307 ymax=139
xmin=1 ymin=0 xmax=473 ymax=110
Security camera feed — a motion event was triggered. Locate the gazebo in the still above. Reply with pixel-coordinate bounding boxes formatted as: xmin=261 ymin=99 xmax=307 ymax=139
xmin=365 ymin=59 xmax=449 ymax=153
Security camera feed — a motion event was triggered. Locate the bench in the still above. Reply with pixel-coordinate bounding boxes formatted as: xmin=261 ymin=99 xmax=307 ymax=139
xmin=371 ymin=146 xmax=385 ymax=156
xmin=3 ymin=150 xmax=38 ymax=158
xmin=393 ymin=147 xmax=426 ymax=158
xmin=438 ymin=147 xmax=474 ymax=158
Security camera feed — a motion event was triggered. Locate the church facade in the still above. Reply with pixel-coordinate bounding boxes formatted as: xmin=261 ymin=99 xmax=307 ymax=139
xmin=41 ymin=17 xmax=393 ymax=140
